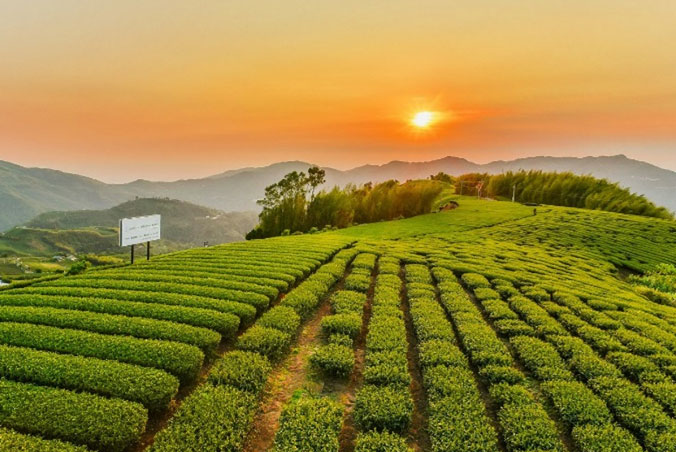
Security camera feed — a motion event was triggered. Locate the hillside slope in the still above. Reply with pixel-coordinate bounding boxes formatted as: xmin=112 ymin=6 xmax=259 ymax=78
xmin=0 ymin=198 xmax=257 ymax=256
xmin=0 ymin=197 xmax=674 ymax=451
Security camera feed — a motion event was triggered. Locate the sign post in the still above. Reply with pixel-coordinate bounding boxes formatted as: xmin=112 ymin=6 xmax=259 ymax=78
xmin=119 ymin=214 xmax=161 ymax=264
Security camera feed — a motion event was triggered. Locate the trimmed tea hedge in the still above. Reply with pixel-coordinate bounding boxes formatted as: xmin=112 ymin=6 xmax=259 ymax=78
xmin=0 ymin=344 xmax=179 ymax=411
xmin=0 ymin=322 xmax=203 ymax=382
xmin=0 ymin=379 xmax=147 ymax=451
xmin=271 ymin=397 xmax=343 ymax=452
xmin=148 ymin=385 xmax=257 ymax=452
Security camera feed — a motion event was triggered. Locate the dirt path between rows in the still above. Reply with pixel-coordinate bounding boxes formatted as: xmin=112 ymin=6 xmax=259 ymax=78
xmin=337 ymin=265 xmax=377 ymax=452
xmin=242 ymin=271 xmax=350 ymax=452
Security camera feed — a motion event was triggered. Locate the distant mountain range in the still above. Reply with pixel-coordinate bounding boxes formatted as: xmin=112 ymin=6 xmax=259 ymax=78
xmin=1 ymin=154 xmax=674 ymax=231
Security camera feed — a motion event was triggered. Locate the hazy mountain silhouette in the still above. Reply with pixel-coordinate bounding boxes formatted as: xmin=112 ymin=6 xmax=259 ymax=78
xmin=1 ymin=154 xmax=674 ymax=230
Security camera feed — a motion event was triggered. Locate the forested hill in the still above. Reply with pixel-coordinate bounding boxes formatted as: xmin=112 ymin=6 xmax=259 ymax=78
xmin=0 ymin=198 xmax=257 ymax=256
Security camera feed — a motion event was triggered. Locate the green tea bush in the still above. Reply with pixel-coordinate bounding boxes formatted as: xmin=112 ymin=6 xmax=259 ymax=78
xmin=0 ymin=322 xmax=203 ymax=382
xmin=42 ymin=278 xmax=270 ymax=311
xmin=0 ymin=304 xmax=224 ymax=349
xmin=423 ymin=364 xmax=477 ymax=402
xmin=541 ymin=380 xmax=611 ymax=426
xmin=479 ymin=365 xmax=525 ymax=385
xmin=321 ymin=313 xmax=362 ymax=338
xmin=6 ymin=288 xmax=257 ymax=325
xmin=208 ymin=351 xmax=272 ymax=393
xmin=355 ymin=431 xmax=411 ymax=452
xmin=258 ymin=306 xmax=301 ymax=334
xmin=363 ymin=350 xmax=410 ymax=387
xmin=0 ymin=428 xmax=89 ymax=452
xmin=0 ymin=344 xmax=178 ymax=412
xmin=606 ymin=351 xmax=661 ymax=381
xmin=481 ymin=298 xmax=520 ymax=320
xmin=345 ymin=273 xmax=371 ymax=292
xmin=352 ymin=253 xmax=377 ymax=270
xmin=328 ymin=332 xmax=354 ymax=347
xmin=461 ymin=273 xmax=491 ymax=289
xmin=271 ymin=397 xmax=343 ymax=452
xmin=511 ymin=335 xmax=574 ymax=381
xmin=572 ymin=424 xmax=642 ymax=452
xmin=78 ymin=271 xmax=279 ymax=299
xmin=353 ymin=385 xmax=413 ymax=433
xmin=331 ymin=290 xmax=366 ymax=314
xmin=588 ymin=376 xmax=676 ymax=440
xmin=236 ymin=325 xmax=292 ymax=361
xmin=310 ymin=344 xmax=355 ymax=377
xmin=418 ymin=339 xmax=468 ymax=369
xmin=428 ymin=391 xmax=499 ymax=452
xmin=474 ymin=287 xmax=500 ymax=301
xmin=0 ymin=379 xmax=147 ymax=451
xmin=149 ymin=385 xmax=256 ymax=452
xmin=497 ymin=400 xmax=564 ymax=452
xmin=494 ymin=319 xmax=536 ymax=337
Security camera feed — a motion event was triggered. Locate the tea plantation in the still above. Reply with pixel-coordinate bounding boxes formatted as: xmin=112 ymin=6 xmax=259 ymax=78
xmin=0 ymin=196 xmax=675 ymax=452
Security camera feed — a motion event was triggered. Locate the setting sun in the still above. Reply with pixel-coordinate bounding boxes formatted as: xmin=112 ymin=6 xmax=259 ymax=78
xmin=411 ymin=111 xmax=435 ymax=128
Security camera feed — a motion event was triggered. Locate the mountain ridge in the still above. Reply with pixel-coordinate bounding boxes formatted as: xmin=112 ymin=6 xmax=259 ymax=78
xmin=1 ymin=154 xmax=674 ymax=231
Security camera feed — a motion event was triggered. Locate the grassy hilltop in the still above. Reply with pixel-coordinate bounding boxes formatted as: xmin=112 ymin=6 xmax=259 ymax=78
xmin=0 ymin=196 xmax=675 ymax=451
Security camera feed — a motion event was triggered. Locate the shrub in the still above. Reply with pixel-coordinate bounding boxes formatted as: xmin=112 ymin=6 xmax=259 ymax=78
xmin=588 ymin=376 xmax=676 ymax=440
xmin=0 ymin=427 xmax=89 ymax=451
xmin=271 ymin=397 xmax=343 ymax=452
xmin=541 ymin=380 xmax=611 ymax=426
xmin=310 ymin=344 xmax=355 ymax=377
xmin=0 ymin=322 xmax=203 ymax=382
xmin=363 ymin=350 xmax=410 ymax=387
xmin=258 ymin=306 xmax=301 ymax=335
xmin=149 ymin=385 xmax=256 ymax=452
xmin=423 ymin=365 xmax=477 ymax=402
xmin=331 ymin=290 xmax=366 ymax=314
xmin=429 ymin=392 xmax=499 ymax=452
xmin=3 ymin=289 xmax=257 ymax=327
xmin=474 ymin=288 xmax=500 ymax=301
xmin=353 ymin=385 xmax=413 ymax=433
xmin=0 ymin=379 xmax=147 ymax=451
xmin=0 ymin=304 xmax=223 ymax=350
xmin=236 ymin=326 xmax=292 ymax=361
xmin=482 ymin=299 xmax=520 ymax=320
xmin=461 ymin=273 xmax=491 ymax=289
xmin=328 ymin=333 xmax=354 ymax=347
xmin=321 ymin=313 xmax=362 ymax=338
xmin=208 ymin=351 xmax=272 ymax=393
xmin=510 ymin=335 xmax=574 ymax=381
xmin=495 ymin=319 xmax=536 ymax=337
xmin=498 ymin=400 xmax=564 ymax=452
xmin=345 ymin=273 xmax=371 ymax=292
xmin=355 ymin=431 xmax=411 ymax=452
xmin=479 ymin=365 xmax=525 ymax=385
xmin=0 ymin=344 xmax=179 ymax=412
xmin=418 ymin=340 xmax=468 ymax=369
xmin=572 ymin=424 xmax=642 ymax=452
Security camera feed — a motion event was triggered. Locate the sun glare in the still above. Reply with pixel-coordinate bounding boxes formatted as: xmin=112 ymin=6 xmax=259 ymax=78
xmin=411 ymin=111 xmax=435 ymax=128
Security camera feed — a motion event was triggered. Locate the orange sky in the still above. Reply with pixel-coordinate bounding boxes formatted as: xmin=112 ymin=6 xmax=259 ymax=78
xmin=1 ymin=1 xmax=675 ymax=182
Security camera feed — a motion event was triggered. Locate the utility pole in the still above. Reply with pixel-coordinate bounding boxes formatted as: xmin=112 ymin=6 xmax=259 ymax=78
xmin=512 ymin=184 xmax=517 ymax=202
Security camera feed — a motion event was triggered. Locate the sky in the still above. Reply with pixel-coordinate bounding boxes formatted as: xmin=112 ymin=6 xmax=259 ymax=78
xmin=1 ymin=1 xmax=675 ymax=183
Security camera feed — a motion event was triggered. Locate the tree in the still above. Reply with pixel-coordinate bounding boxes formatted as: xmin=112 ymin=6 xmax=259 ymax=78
xmin=307 ymin=166 xmax=326 ymax=201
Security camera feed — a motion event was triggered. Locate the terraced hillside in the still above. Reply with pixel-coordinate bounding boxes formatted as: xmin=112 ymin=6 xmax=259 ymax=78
xmin=0 ymin=196 xmax=675 ymax=452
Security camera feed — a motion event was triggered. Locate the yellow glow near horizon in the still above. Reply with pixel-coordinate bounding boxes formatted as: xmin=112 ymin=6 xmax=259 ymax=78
xmin=411 ymin=111 xmax=435 ymax=128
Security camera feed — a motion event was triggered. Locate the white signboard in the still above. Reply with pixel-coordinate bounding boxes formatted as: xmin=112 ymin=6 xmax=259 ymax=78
xmin=119 ymin=215 xmax=161 ymax=247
